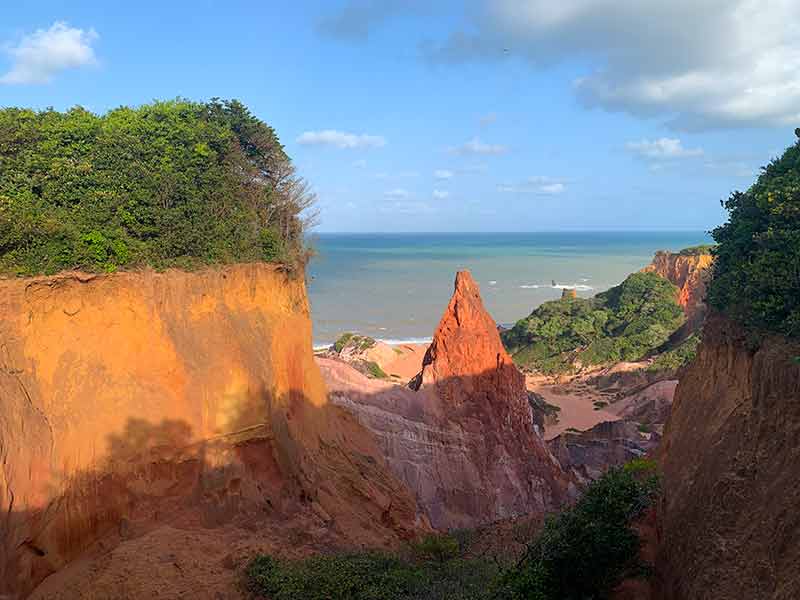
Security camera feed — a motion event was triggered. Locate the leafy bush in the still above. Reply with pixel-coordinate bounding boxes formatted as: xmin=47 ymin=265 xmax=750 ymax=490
xmin=647 ymin=333 xmax=701 ymax=372
xmin=332 ymin=332 xmax=377 ymax=354
xmin=366 ymin=361 xmax=388 ymax=379
xmin=0 ymin=99 xmax=315 ymax=276
xmin=502 ymin=272 xmax=685 ymax=373
xmin=501 ymin=462 xmax=659 ymax=600
xmin=708 ymin=136 xmax=800 ymax=338
xmin=678 ymin=244 xmax=716 ymax=256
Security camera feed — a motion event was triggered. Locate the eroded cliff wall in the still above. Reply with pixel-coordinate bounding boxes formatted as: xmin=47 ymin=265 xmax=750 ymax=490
xmin=0 ymin=264 xmax=421 ymax=598
xmin=658 ymin=315 xmax=800 ymax=599
xmin=643 ymin=251 xmax=713 ymax=328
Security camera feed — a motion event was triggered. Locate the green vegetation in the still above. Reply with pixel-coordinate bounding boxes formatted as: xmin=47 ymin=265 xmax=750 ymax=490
xmin=0 ymin=99 xmax=315 ymax=276
xmin=647 ymin=333 xmax=701 ymax=373
xmin=503 ymin=461 xmax=659 ymax=599
xmin=245 ymin=462 xmax=660 ymax=600
xmin=502 ymin=272 xmax=685 ymax=374
xmin=677 ymin=244 xmax=716 ymax=256
xmin=366 ymin=360 xmax=388 ymax=379
xmin=244 ymin=535 xmax=499 ymax=600
xmin=708 ymin=136 xmax=800 ymax=338
xmin=333 ymin=332 xmax=377 ymax=354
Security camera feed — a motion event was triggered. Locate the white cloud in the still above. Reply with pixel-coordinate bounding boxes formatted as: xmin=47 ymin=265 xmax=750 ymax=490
xmin=499 ymin=176 xmax=566 ymax=195
xmin=434 ymin=169 xmax=454 ymax=179
xmin=384 ymin=188 xmax=409 ymax=198
xmin=352 ymin=159 xmax=367 ymax=168
xmin=449 ymin=137 xmax=508 ymax=155
xmin=297 ymin=129 xmax=386 ymax=149
xmin=1 ymin=22 xmax=98 ymax=85
xmin=626 ymin=138 xmax=704 ymax=159
xmin=433 ymin=189 xmax=450 ymax=199
xmin=427 ymin=0 xmax=800 ymax=130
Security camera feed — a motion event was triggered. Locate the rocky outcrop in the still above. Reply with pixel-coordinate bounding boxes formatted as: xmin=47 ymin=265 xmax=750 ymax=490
xmin=643 ymin=250 xmax=713 ymax=328
xmin=657 ymin=315 xmax=800 ymax=599
xmin=548 ymin=421 xmax=659 ymax=485
xmin=324 ymin=271 xmax=573 ymax=529
xmin=0 ymin=265 xmax=423 ymax=599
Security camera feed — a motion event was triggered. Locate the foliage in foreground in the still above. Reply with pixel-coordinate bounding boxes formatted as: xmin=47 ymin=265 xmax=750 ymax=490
xmin=0 ymin=99 xmax=315 ymax=275
xmin=244 ymin=462 xmax=660 ymax=600
xmin=501 ymin=272 xmax=685 ymax=374
xmin=708 ymin=135 xmax=800 ymax=338
xmin=502 ymin=460 xmax=659 ymax=599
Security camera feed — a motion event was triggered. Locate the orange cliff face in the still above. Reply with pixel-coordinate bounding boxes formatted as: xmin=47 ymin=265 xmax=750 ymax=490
xmin=657 ymin=315 xmax=800 ymax=599
xmin=642 ymin=250 xmax=713 ymax=328
xmin=0 ymin=264 xmax=423 ymax=599
xmin=322 ymin=271 xmax=573 ymax=529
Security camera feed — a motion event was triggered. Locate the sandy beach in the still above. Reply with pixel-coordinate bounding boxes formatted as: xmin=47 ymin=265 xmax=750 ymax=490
xmin=526 ymin=374 xmax=620 ymax=440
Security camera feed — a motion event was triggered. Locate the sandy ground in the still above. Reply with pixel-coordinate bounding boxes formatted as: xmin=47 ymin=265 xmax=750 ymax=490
xmin=381 ymin=343 xmax=428 ymax=381
xmin=526 ymin=374 xmax=620 ymax=440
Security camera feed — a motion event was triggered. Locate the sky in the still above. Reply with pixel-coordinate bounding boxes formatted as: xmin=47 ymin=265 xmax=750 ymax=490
xmin=2 ymin=0 xmax=798 ymax=233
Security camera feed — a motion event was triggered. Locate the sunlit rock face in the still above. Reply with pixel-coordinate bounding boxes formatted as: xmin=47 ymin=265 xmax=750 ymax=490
xmin=643 ymin=250 xmax=713 ymax=329
xmin=0 ymin=264 xmax=423 ymax=599
xmin=325 ymin=271 xmax=574 ymax=529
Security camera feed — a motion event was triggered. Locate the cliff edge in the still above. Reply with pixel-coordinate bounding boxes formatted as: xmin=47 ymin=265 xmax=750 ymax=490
xmin=643 ymin=250 xmax=713 ymax=329
xmin=0 ymin=264 xmax=422 ymax=599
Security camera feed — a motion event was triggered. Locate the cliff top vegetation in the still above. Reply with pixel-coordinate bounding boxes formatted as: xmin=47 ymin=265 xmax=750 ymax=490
xmin=501 ymin=272 xmax=685 ymax=374
xmin=0 ymin=98 xmax=315 ymax=276
xmin=709 ymin=134 xmax=800 ymax=338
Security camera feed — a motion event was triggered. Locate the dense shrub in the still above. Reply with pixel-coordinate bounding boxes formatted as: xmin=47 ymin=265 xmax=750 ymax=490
xmin=0 ymin=99 xmax=315 ymax=275
xmin=502 ymin=272 xmax=685 ymax=373
xmin=245 ymin=463 xmax=660 ymax=600
xmin=677 ymin=244 xmax=716 ymax=256
xmin=707 ymin=137 xmax=800 ymax=338
xmin=333 ymin=332 xmax=377 ymax=354
xmin=647 ymin=333 xmax=701 ymax=372
xmin=502 ymin=461 xmax=659 ymax=600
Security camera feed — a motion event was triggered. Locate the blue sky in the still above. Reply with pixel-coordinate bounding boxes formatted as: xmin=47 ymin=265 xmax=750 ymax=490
xmin=2 ymin=1 xmax=797 ymax=232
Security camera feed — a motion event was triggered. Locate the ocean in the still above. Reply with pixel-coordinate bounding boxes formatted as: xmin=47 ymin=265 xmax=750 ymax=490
xmin=306 ymin=231 xmax=713 ymax=347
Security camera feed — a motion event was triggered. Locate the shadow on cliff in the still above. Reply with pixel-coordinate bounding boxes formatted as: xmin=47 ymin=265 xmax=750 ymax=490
xmin=2 ymin=363 xmax=573 ymax=599
xmin=1 ymin=380 xmax=425 ymax=600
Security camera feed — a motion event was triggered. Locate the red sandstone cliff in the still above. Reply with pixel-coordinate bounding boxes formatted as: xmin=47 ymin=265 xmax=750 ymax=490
xmin=322 ymin=271 xmax=573 ymax=529
xmin=642 ymin=251 xmax=713 ymax=328
xmin=657 ymin=315 xmax=800 ymax=599
xmin=0 ymin=265 xmax=423 ymax=599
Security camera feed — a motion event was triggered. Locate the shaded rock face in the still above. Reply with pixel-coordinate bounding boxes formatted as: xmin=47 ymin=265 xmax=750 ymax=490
xmin=325 ymin=271 xmax=572 ymax=529
xmin=547 ymin=421 xmax=659 ymax=486
xmin=643 ymin=251 xmax=713 ymax=329
xmin=0 ymin=265 xmax=422 ymax=599
xmin=658 ymin=315 xmax=800 ymax=599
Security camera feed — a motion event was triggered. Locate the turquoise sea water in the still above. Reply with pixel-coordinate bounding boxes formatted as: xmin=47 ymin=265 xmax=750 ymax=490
xmin=307 ymin=231 xmax=713 ymax=346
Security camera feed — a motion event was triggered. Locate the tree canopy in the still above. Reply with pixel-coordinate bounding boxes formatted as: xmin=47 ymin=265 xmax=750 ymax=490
xmin=708 ymin=137 xmax=800 ymax=338
xmin=0 ymin=98 xmax=315 ymax=275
